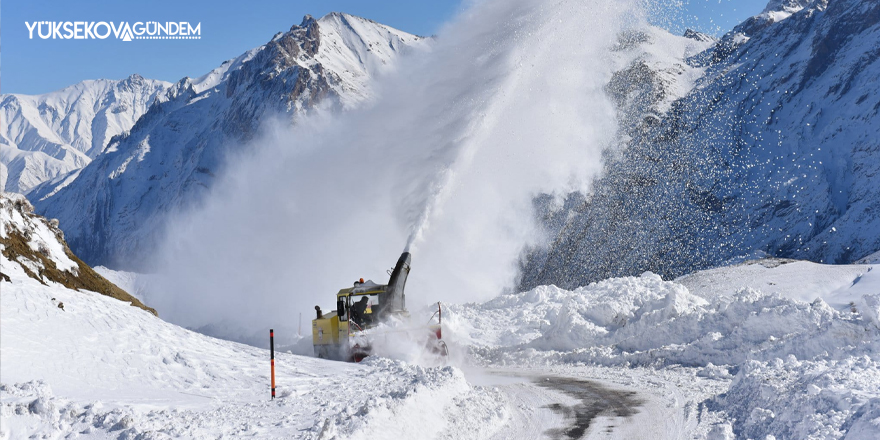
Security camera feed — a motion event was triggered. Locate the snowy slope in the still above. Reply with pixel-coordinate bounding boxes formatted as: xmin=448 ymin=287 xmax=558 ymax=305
xmin=856 ymin=250 xmax=880 ymax=264
xmin=607 ymin=26 xmax=715 ymax=126
xmin=31 ymin=13 xmax=425 ymax=269
xmin=0 ymin=75 xmax=169 ymax=193
xmin=0 ymin=269 xmax=507 ymax=439
xmin=0 ymin=192 xmax=154 ymax=314
xmin=523 ymin=0 xmax=880 ymax=288
xmin=93 ymin=265 xmax=152 ymax=304
xmin=677 ymin=258 xmax=880 ymax=310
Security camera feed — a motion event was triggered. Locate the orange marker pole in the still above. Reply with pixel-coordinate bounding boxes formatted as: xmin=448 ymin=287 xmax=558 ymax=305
xmin=270 ymin=329 xmax=276 ymax=399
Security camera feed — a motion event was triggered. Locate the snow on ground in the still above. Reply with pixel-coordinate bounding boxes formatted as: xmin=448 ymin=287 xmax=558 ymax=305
xmin=3 ymin=192 xmax=506 ymax=438
xmin=4 ymin=244 xmax=880 ymax=439
xmin=440 ymin=259 xmax=880 ymax=439
xmin=0 ymin=262 xmax=507 ymax=439
xmin=677 ymin=259 xmax=879 ymax=311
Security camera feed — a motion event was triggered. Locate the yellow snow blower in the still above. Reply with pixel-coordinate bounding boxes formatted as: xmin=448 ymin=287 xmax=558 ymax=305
xmin=312 ymin=252 xmax=448 ymax=362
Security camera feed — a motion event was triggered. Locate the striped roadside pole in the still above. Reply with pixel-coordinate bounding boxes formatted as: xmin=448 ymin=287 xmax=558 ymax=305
xmin=270 ymin=329 xmax=276 ymax=399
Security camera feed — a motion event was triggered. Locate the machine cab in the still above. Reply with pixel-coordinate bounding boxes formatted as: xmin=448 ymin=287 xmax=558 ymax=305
xmin=312 ymin=252 xmax=412 ymax=361
xmin=336 ymin=287 xmax=384 ymax=329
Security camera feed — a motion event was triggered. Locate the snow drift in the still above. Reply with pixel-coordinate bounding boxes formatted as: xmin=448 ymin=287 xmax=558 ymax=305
xmin=444 ymin=258 xmax=880 ymax=439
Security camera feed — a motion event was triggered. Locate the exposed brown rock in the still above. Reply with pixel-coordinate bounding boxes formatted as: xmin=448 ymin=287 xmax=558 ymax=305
xmin=1 ymin=195 xmax=157 ymax=316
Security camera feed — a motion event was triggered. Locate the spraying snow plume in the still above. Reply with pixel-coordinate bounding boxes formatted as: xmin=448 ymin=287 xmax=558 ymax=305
xmin=149 ymin=0 xmax=641 ymax=342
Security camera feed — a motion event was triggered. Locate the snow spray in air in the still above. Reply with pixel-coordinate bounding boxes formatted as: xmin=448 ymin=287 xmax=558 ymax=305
xmin=149 ymin=0 xmax=642 ymax=344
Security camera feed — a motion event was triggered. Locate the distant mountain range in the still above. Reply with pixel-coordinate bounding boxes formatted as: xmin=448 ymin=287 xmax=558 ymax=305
xmin=521 ymin=0 xmax=880 ymax=289
xmin=1 ymin=75 xmax=169 ymax=193
xmin=24 ymin=13 xmax=424 ymax=268
xmin=6 ymin=1 xmax=879 ymax=286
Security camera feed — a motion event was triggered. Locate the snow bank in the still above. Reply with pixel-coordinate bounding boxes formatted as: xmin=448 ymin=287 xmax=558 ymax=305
xmin=449 ymin=264 xmax=879 ymax=368
xmin=446 ymin=260 xmax=880 ymax=439
xmin=715 ymin=356 xmax=880 ymax=440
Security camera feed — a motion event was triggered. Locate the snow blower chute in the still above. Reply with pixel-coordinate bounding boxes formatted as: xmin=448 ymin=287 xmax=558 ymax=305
xmin=311 ymin=252 xmax=448 ymax=362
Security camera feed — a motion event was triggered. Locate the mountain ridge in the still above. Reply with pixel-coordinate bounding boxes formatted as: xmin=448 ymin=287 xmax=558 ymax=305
xmin=31 ymin=13 xmax=425 ymax=269
xmin=0 ymin=74 xmax=170 ymax=193
xmin=521 ymin=0 xmax=880 ymax=289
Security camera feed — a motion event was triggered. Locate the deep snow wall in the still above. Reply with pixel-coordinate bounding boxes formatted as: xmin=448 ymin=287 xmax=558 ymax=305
xmin=147 ymin=0 xmax=639 ymax=339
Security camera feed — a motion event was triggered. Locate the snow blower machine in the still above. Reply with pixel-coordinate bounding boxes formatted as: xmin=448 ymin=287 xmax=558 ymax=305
xmin=311 ymin=252 xmax=448 ymax=362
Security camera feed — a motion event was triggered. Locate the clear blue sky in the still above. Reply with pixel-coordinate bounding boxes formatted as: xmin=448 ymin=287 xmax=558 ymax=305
xmin=2 ymin=0 xmax=770 ymax=95
xmin=661 ymin=0 xmax=770 ymax=35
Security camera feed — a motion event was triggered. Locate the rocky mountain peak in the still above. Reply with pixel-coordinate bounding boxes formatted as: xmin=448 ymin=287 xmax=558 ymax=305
xmin=1 ymin=76 xmax=170 ymax=193
xmin=120 ymin=73 xmax=146 ymax=86
xmin=761 ymin=0 xmax=822 ymax=15
xmin=300 ymin=14 xmax=317 ymax=27
xmin=682 ymin=29 xmax=716 ymax=43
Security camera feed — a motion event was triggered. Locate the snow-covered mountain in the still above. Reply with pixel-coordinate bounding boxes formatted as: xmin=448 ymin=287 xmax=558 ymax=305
xmin=523 ymin=0 xmax=880 ymax=289
xmin=31 ymin=13 xmax=425 ymax=269
xmin=0 ymin=75 xmax=170 ymax=193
